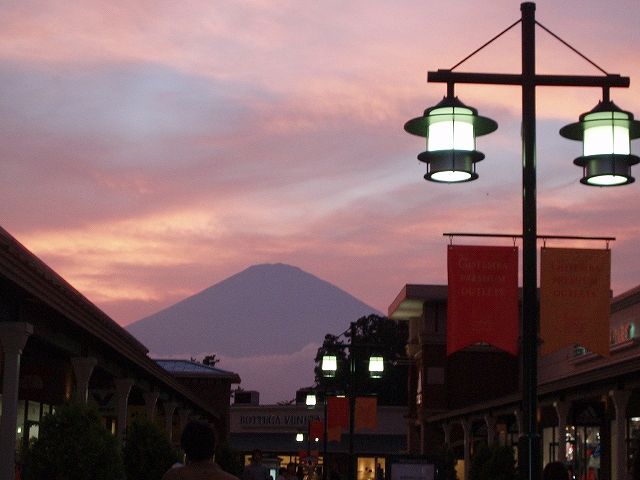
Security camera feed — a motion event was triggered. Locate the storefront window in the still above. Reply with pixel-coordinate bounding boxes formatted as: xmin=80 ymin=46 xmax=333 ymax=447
xmin=27 ymin=401 xmax=41 ymax=422
xmin=626 ymin=417 xmax=640 ymax=473
xmin=357 ymin=457 xmax=385 ymax=480
xmin=567 ymin=426 xmax=600 ymax=480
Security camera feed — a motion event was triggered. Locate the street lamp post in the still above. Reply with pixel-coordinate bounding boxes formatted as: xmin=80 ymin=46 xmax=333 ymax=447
xmin=305 ymin=390 xmax=329 ymax=480
xmin=404 ymin=3 xmax=638 ymax=480
xmin=321 ymin=322 xmax=385 ymax=480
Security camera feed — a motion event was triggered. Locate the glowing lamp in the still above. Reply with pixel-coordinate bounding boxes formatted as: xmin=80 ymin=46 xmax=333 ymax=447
xmin=321 ymin=355 xmax=337 ymax=377
xmin=404 ymin=95 xmax=498 ymax=183
xmin=560 ymin=100 xmax=640 ymax=186
xmin=305 ymin=393 xmax=317 ymax=407
xmin=368 ymin=356 xmax=384 ymax=378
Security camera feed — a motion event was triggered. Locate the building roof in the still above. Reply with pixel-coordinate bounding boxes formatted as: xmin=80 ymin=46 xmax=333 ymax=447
xmin=156 ymin=359 xmax=241 ymax=382
xmin=0 ymin=224 xmax=221 ymax=418
xmin=387 ymin=284 xmax=448 ymax=321
xmin=0 ymin=224 xmax=148 ymax=355
xmin=612 ymin=284 xmax=640 ymax=312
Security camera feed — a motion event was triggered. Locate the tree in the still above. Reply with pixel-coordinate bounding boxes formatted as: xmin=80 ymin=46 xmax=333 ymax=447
xmin=438 ymin=446 xmax=459 ymax=480
xmin=469 ymin=444 xmax=516 ymax=480
xmin=203 ymin=354 xmax=220 ymax=367
xmin=23 ymin=402 xmax=124 ymax=480
xmin=314 ymin=314 xmax=408 ymax=405
xmin=123 ymin=416 xmax=179 ymax=480
xmin=215 ymin=441 xmax=244 ymax=477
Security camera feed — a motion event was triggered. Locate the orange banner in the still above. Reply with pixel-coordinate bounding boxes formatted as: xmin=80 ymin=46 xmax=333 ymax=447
xmin=447 ymin=245 xmax=519 ymax=355
xmin=354 ymin=397 xmax=377 ymax=432
xmin=540 ymin=247 xmax=611 ymax=356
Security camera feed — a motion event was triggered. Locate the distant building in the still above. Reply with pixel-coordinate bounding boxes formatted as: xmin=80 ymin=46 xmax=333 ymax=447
xmin=389 ymin=282 xmax=640 ymax=480
xmin=228 ymin=389 xmax=407 ymax=480
xmin=156 ymin=359 xmax=241 ymax=441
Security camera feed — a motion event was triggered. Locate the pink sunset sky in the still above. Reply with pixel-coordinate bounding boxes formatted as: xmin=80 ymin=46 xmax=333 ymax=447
xmin=1 ymin=1 xmax=639 ymax=400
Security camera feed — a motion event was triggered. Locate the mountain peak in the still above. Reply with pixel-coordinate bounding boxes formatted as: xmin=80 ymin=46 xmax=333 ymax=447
xmin=126 ymin=264 xmax=380 ymax=357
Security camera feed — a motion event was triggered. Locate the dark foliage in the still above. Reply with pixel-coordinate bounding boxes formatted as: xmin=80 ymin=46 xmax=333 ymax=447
xmin=469 ymin=443 xmax=516 ymax=480
xmin=23 ymin=402 xmax=124 ymax=480
xmin=215 ymin=441 xmax=244 ymax=477
xmin=438 ymin=446 xmax=459 ymax=480
xmin=123 ymin=416 xmax=179 ymax=480
xmin=314 ymin=314 xmax=408 ymax=406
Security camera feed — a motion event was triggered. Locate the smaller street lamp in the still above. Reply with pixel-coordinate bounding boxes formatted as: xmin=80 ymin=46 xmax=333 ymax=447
xmin=319 ymin=322 xmax=385 ymax=480
xmin=306 ymin=393 xmax=317 ymax=407
xmin=321 ymin=355 xmax=338 ymax=377
xmin=368 ymin=356 xmax=384 ymax=379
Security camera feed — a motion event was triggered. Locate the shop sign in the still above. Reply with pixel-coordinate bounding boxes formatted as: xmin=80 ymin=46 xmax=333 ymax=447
xmin=447 ymin=245 xmax=519 ymax=355
xmin=239 ymin=414 xmax=320 ymax=428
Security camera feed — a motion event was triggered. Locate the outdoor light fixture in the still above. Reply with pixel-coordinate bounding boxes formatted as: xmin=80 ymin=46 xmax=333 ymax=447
xmin=296 ymin=433 xmax=304 ymax=442
xmin=368 ymin=356 xmax=384 ymax=378
xmin=404 ymin=95 xmax=498 ymax=183
xmin=321 ymin=354 xmax=337 ymax=377
xmin=305 ymin=393 xmax=317 ymax=407
xmin=560 ymin=98 xmax=640 ymax=186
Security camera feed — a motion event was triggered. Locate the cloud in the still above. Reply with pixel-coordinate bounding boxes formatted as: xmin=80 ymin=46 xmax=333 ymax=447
xmin=0 ymin=1 xmax=638 ymax=340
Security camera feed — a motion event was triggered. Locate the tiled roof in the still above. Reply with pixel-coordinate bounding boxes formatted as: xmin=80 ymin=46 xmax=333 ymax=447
xmin=155 ymin=359 xmax=241 ymax=382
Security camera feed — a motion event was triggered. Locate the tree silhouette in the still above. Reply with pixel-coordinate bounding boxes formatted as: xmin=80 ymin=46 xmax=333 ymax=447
xmin=202 ymin=354 xmax=220 ymax=367
xmin=313 ymin=314 xmax=408 ymax=405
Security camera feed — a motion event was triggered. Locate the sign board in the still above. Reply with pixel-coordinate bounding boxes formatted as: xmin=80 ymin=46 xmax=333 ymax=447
xmin=387 ymin=456 xmax=438 ymax=480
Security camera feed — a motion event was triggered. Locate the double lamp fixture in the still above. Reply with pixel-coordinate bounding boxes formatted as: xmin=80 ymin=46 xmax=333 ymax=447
xmin=405 ymin=88 xmax=640 ymax=186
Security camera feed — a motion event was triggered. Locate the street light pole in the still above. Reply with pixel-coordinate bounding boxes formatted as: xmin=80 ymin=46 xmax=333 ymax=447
xmin=520 ymin=4 xmax=539 ymax=478
xmin=406 ymin=3 xmax=636 ymax=480
xmin=348 ymin=322 xmax=357 ymax=480
xmin=322 ymin=390 xmax=328 ymax=480
xmin=321 ymin=320 xmax=385 ymax=480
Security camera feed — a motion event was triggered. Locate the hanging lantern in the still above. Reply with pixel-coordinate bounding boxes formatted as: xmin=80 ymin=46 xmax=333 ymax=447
xmin=404 ymin=95 xmax=498 ymax=183
xmin=321 ymin=354 xmax=337 ymax=377
xmin=560 ymin=99 xmax=640 ymax=186
xmin=368 ymin=356 xmax=384 ymax=378
xmin=305 ymin=393 xmax=317 ymax=407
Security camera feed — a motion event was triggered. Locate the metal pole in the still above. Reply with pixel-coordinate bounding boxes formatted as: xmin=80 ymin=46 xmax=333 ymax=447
xmin=323 ymin=389 xmax=328 ymax=480
xmin=348 ymin=322 xmax=357 ymax=480
xmin=519 ymin=3 xmax=540 ymax=480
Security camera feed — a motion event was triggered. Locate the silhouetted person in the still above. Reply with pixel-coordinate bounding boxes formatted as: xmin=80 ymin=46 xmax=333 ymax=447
xmin=162 ymin=420 xmax=239 ymax=480
xmin=243 ymin=449 xmax=271 ymax=480
xmin=543 ymin=462 xmax=569 ymax=480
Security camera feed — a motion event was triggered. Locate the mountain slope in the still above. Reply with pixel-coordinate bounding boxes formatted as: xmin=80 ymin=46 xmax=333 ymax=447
xmin=126 ymin=263 xmax=380 ymax=356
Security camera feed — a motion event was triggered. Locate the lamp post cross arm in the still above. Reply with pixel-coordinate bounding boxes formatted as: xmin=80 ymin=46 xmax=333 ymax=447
xmin=428 ymin=70 xmax=630 ymax=89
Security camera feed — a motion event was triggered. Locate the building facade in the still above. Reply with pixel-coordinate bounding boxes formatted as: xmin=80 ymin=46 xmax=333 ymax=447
xmin=389 ymin=283 xmax=640 ymax=480
xmin=0 ymin=225 xmax=238 ymax=479
xmin=229 ymin=395 xmax=407 ymax=480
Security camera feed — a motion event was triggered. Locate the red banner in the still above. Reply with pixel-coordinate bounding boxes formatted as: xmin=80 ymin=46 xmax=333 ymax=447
xmin=540 ymin=247 xmax=611 ymax=356
xmin=327 ymin=425 xmax=342 ymax=442
xmin=327 ymin=396 xmax=349 ymax=429
xmin=309 ymin=420 xmax=323 ymax=441
xmin=355 ymin=397 xmax=377 ymax=432
xmin=447 ymin=245 xmax=519 ymax=355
